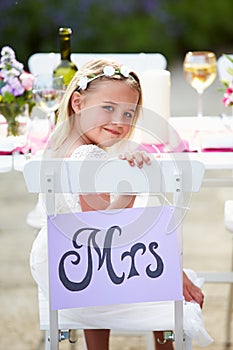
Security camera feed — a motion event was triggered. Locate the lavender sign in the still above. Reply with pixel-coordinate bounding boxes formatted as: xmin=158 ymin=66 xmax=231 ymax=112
xmin=48 ymin=206 xmax=182 ymax=310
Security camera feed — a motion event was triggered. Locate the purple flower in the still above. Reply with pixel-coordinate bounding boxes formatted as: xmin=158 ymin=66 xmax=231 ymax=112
xmin=0 ymin=45 xmax=35 ymax=135
xmin=1 ymin=84 xmax=13 ymax=95
xmin=1 ymin=46 xmax=15 ymax=60
xmin=0 ymin=45 xmax=34 ymax=106
xmin=11 ymin=77 xmax=25 ymax=96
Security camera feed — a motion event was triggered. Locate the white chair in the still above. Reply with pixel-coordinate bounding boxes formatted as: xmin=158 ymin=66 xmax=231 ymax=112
xmin=28 ymin=52 xmax=167 ymax=75
xmin=217 ymin=54 xmax=233 ymax=83
xmin=23 ymin=155 xmax=206 ymax=350
xmin=203 ymin=54 xmax=233 ymax=347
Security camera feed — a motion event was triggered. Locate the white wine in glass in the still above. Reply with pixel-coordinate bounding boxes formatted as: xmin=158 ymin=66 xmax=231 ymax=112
xmin=33 ymin=74 xmax=65 ymax=127
xmin=183 ymin=51 xmax=217 ymax=117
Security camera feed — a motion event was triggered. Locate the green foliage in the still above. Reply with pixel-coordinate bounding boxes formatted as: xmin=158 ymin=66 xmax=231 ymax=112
xmin=0 ymin=0 xmax=233 ymax=69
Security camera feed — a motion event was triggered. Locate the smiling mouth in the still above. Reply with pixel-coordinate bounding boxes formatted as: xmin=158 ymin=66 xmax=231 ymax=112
xmin=103 ymin=127 xmax=120 ymax=136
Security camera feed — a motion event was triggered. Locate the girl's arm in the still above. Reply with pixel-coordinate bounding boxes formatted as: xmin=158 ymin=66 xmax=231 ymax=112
xmin=79 ymin=193 xmax=135 ymax=212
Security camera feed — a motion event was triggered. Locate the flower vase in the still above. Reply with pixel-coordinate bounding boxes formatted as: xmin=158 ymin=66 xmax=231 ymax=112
xmin=0 ymin=103 xmax=28 ymax=136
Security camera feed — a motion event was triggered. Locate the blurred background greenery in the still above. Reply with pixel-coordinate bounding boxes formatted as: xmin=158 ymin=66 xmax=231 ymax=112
xmin=1 ymin=0 xmax=233 ymax=70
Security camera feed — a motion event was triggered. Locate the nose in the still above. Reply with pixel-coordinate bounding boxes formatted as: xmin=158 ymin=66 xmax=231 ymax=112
xmin=111 ymin=112 xmax=123 ymax=124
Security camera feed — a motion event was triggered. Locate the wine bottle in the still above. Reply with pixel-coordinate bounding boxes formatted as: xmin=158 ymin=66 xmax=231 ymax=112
xmin=53 ymin=27 xmax=78 ymax=86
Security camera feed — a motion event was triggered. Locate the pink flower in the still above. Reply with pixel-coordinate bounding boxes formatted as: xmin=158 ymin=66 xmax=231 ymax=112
xmin=20 ymin=72 xmax=34 ymax=90
xmin=223 ymin=87 xmax=233 ymax=107
xmin=226 ymin=87 xmax=233 ymax=95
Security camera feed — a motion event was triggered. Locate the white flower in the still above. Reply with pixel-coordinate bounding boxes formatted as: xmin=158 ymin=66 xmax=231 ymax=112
xmin=103 ymin=66 xmax=115 ymax=77
xmin=120 ymin=66 xmax=130 ymax=78
xmin=77 ymin=65 xmax=133 ymax=91
xmin=78 ymin=76 xmax=88 ymax=90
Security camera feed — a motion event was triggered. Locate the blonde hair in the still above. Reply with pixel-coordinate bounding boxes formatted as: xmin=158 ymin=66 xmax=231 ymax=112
xmin=51 ymin=58 xmax=142 ymax=151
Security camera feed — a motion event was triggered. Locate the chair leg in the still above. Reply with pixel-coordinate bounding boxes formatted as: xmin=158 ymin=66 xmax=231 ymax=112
xmin=225 ymin=243 xmax=233 ymax=347
xmin=184 ymin=336 xmax=192 ymax=350
xmin=224 ymin=201 xmax=233 ymax=347
xmin=225 ymin=283 xmax=233 ymax=347
xmin=44 ymin=331 xmax=50 ymax=350
xmin=81 ymin=330 xmax=88 ymax=350
xmin=145 ymin=332 xmax=154 ymax=350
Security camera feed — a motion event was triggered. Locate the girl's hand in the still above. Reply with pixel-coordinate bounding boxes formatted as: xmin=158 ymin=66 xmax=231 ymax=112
xmin=119 ymin=151 xmax=151 ymax=168
xmin=183 ymin=271 xmax=204 ymax=308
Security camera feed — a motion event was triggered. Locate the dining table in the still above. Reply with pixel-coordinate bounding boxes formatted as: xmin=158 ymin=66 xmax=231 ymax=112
xmin=170 ymin=116 xmax=233 ymax=187
xmin=1 ymin=115 xmax=233 ymax=177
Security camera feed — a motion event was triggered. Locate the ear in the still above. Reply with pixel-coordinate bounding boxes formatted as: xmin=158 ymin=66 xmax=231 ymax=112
xmin=70 ymin=91 xmax=83 ymax=113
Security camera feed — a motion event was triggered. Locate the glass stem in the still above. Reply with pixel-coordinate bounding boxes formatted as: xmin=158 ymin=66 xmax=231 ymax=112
xmin=197 ymin=90 xmax=203 ymax=117
xmin=48 ymin=111 xmax=56 ymax=130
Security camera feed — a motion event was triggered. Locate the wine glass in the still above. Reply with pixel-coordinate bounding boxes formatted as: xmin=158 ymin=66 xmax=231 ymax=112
xmin=33 ymin=74 xmax=65 ymax=128
xmin=183 ymin=51 xmax=217 ymax=117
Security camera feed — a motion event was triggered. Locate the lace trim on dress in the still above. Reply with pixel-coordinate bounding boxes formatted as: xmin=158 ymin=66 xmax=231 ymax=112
xmin=56 ymin=145 xmax=110 ymax=214
xmin=71 ymin=144 xmax=109 ymax=160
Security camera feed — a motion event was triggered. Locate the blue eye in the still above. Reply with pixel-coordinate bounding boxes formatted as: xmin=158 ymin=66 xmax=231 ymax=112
xmin=103 ymin=105 xmax=113 ymax=112
xmin=124 ymin=112 xmax=133 ymax=119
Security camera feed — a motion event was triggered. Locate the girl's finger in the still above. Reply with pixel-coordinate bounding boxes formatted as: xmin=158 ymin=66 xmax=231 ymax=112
xmin=124 ymin=152 xmax=135 ymax=166
xmin=141 ymin=151 xmax=151 ymax=165
xmin=134 ymin=153 xmax=144 ymax=168
xmin=134 ymin=151 xmax=151 ymax=168
xmin=119 ymin=151 xmax=151 ymax=168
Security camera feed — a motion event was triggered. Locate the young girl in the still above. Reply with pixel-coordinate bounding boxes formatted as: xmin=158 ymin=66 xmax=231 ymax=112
xmin=30 ymin=59 xmax=210 ymax=349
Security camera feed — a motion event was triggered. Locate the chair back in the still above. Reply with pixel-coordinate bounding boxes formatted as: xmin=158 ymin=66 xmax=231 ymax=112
xmin=28 ymin=52 xmax=167 ymax=75
xmin=217 ymin=54 xmax=233 ymax=82
xmin=23 ymin=156 xmax=204 ymax=350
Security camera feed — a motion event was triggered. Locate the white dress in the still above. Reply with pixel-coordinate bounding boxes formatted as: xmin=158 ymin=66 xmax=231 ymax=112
xmin=30 ymin=144 xmax=213 ymax=346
